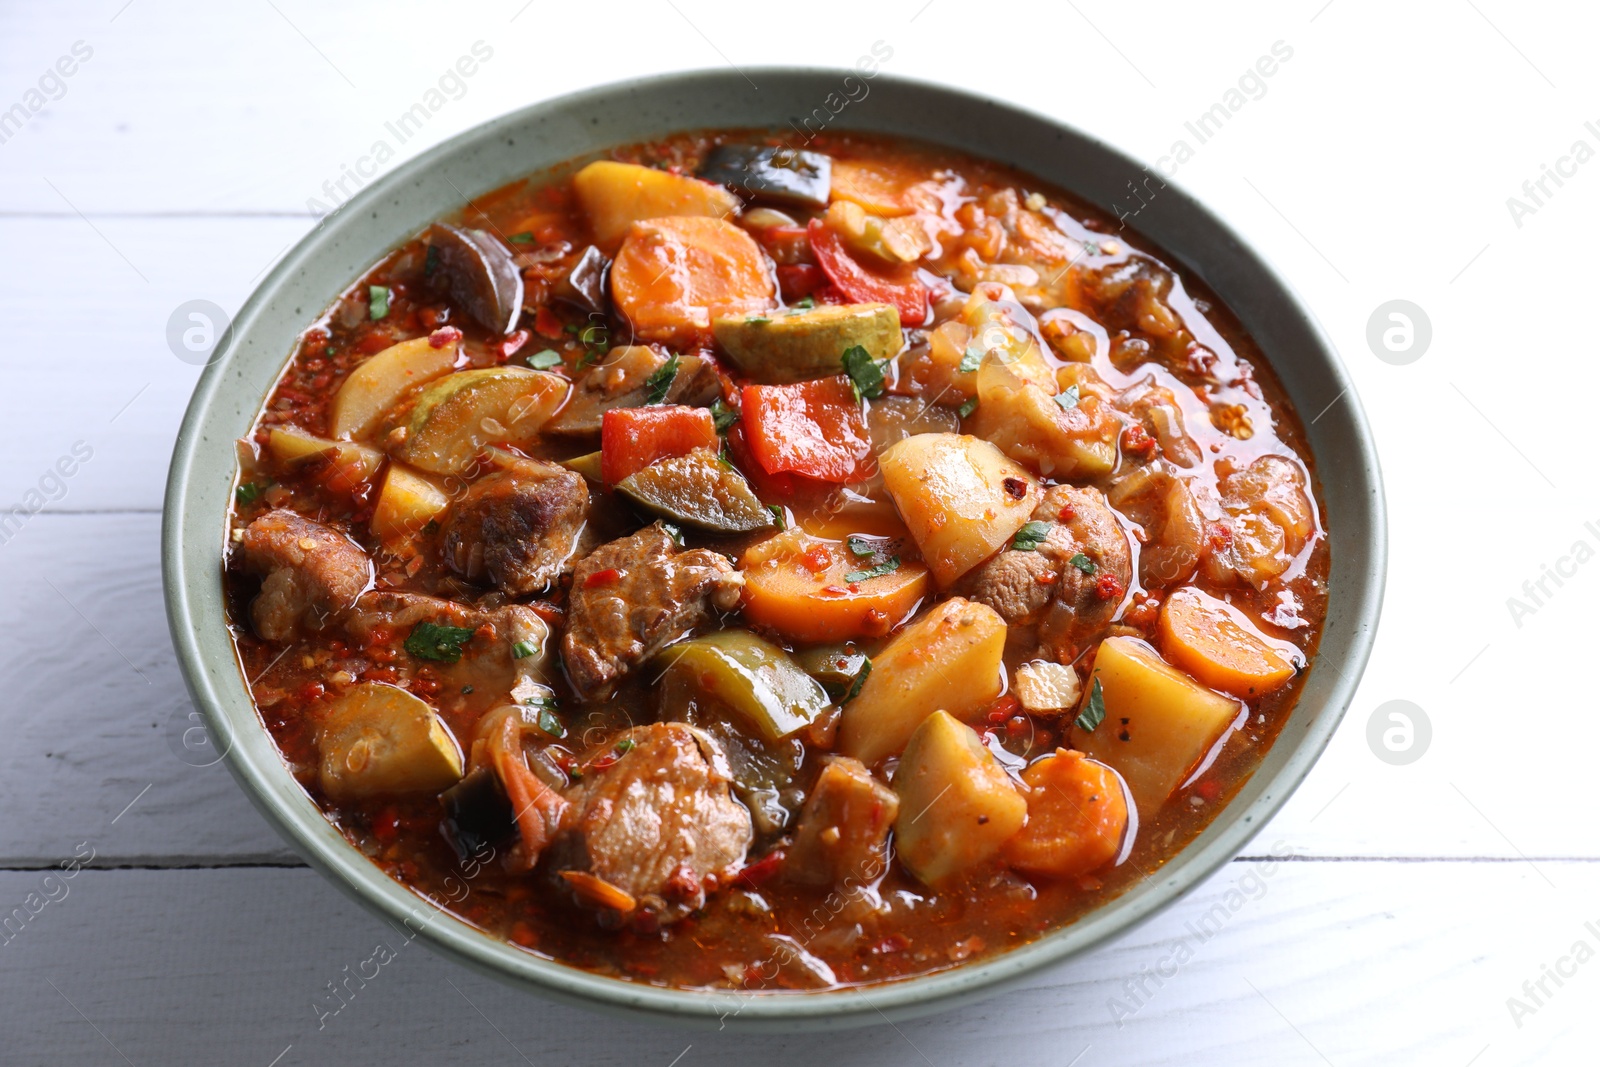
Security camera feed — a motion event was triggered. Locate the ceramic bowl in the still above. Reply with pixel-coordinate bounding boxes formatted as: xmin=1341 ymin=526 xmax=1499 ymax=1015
xmin=164 ymin=68 xmax=1386 ymax=1031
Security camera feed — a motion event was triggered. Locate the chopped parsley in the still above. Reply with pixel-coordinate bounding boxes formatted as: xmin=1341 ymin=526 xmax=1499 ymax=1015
xmin=840 ymin=344 xmax=885 ymax=400
xmin=368 ymin=285 xmax=390 ymax=321
xmin=615 ymin=738 xmax=636 ymax=754
xmin=958 ymin=343 xmax=984 ymax=374
xmin=844 ymin=657 xmax=872 ymax=703
xmin=1054 ymin=384 xmax=1081 ymax=411
xmin=1067 ymin=552 xmax=1097 ymax=575
xmin=535 ymin=705 xmax=565 ymax=738
xmin=662 ymin=522 xmax=684 ymax=546
xmin=508 ymin=232 xmax=536 ymax=244
xmin=717 ymin=441 xmax=736 ymax=470
xmin=846 ymin=535 xmax=876 ymax=558
xmin=511 ymin=639 xmax=540 ymax=660
xmin=845 ymin=556 xmax=900 ymax=583
xmin=1011 ymin=520 xmax=1052 ymax=551
xmin=644 ymin=354 xmax=680 ymax=404
xmin=234 ymin=481 xmax=263 ymax=505
xmin=794 ymin=296 xmax=816 ymax=309
xmin=404 ymin=621 xmax=476 ymax=663
xmin=526 ymin=348 xmax=562 ymax=369
xmin=745 ymin=315 xmax=770 ymax=324
xmin=766 ymin=504 xmax=786 ymax=530
xmin=1075 ymin=677 xmax=1106 ymax=733
xmin=711 ymin=397 xmax=740 ymax=434
xmin=958 ymin=396 xmax=979 ymax=419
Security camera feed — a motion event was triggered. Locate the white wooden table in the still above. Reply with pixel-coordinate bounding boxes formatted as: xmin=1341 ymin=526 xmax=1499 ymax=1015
xmin=3 ymin=2 xmax=1596 ymax=1062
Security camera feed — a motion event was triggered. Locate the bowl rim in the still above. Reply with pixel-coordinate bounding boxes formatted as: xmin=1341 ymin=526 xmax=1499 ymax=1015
xmin=163 ymin=65 xmax=1386 ymax=1030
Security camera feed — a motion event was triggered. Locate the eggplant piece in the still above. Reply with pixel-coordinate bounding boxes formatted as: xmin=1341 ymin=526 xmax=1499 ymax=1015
xmin=553 ymin=245 xmax=610 ymax=315
xmin=427 ymin=223 xmax=524 ymax=335
xmin=544 ymin=347 xmax=720 ymax=437
xmin=440 ymin=765 xmax=514 ymax=865
xmin=700 ymin=145 xmax=831 ymax=209
xmin=615 ymin=449 xmax=773 ymax=533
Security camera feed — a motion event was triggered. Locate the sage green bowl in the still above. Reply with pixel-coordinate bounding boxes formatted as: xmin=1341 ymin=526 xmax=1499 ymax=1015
xmin=163 ymin=68 xmax=1385 ymax=1031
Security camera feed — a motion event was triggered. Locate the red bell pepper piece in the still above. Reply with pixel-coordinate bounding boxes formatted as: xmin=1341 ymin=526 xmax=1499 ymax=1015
xmin=740 ymin=377 xmax=871 ymax=484
xmin=775 ymin=263 xmax=826 ymax=302
xmin=600 ymin=405 xmax=718 ymax=485
xmin=807 ymin=218 xmax=928 ymax=327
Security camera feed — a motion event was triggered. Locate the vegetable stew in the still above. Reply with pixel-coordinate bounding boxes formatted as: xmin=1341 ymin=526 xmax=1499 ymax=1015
xmin=224 ymin=130 xmax=1327 ymax=991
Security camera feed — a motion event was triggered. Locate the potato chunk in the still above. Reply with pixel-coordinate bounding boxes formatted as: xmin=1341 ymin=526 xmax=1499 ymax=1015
xmin=574 ymin=160 xmax=742 ymax=249
xmin=893 ymin=711 xmax=1026 ymax=885
xmin=317 ymin=683 xmax=463 ymax=800
xmin=330 ymin=334 xmax=459 ymax=441
xmin=1070 ymin=637 xmax=1242 ymax=818
xmin=370 ymin=462 xmax=449 ymax=543
xmin=838 ymin=597 xmax=1005 ymax=766
xmin=879 ymin=433 xmax=1042 ymax=587
xmin=967 ymin=355 xmax=1119 ymax=480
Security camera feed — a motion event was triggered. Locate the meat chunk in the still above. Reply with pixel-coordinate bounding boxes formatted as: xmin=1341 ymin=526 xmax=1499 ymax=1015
xmin=1107 ymin=464 xmax=1204 ymax=587
xmin=959 ymin=485 xmax=1131 ymax=660
xmin=1037 ymin=485 xmax=1132 ymax=656
xmin=1200 ymin=455 xmax=1315 ymax=589
xmin=346 ymin=590 xmax=551 ymax=704
xmin=551 ymin=722 xmax=752 ymax=924
xmin=785 ymin=756 xmax=898 ymax=888
xmin=237 ymin=509 xmax=372 ymax=641
xmin=955 ymin=519 xmax=1077 ymax=625
xmin=561 ymin=524 xmax=742 ymax=700
xmin=441 ymin=459 xmax=588 ymax=595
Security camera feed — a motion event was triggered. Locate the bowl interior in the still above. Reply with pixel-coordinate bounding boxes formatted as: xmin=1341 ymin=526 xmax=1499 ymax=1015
xmin=164 ymin=68 xmax=1385 ymax=1031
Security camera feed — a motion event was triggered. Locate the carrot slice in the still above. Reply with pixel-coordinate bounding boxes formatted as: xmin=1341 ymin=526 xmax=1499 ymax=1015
xmin=830 ymin=159 xmax=925 ymax=216
xmin=559 ymin=869 xmax=638 ymax=912
xmin=599 ymin=405 xmax=718 ymax=485
xmin=1002 ymin=749 xmax=1128 ymax=879
xmin=1157 ymin=587 xmax=1296 ymax=698
xmin=488 ymin=718 xmax=569 ymax=871
xmin=611 ymin=216 xmax=774 ymax=344
xmin=740 ymin=529 xmax=930 ymax=642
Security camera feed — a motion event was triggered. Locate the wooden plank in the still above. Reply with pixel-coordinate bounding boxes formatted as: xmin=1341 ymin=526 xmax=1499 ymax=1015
xmin=0 ymin=861 xmax=1585 ymax=1064
xmin=0 ymin=512 xmax=298 ymax=865
xmin=0 ymin=216 xmax=312 ymax=513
